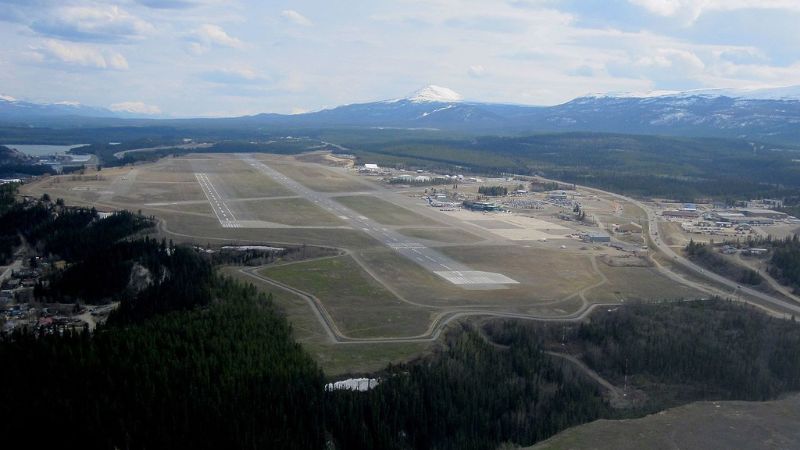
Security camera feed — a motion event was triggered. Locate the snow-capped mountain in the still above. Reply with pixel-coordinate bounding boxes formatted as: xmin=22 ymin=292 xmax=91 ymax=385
xmin=4 ymin=85 xmax=800 ymax=143
xmin=405 ymin=85 xmax=463 ymax=103
xmin=0 ymin=94 xmax=118 ymax=120
xmin=236 ymin=84 xmax=800 ymax=141
xmin=587 ymin=85 xmax=800 ymax=102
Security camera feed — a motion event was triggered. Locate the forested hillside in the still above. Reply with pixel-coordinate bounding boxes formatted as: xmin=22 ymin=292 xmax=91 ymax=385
xmin=684 ymin=240 xmax=763 ymax=286
xmin=720 ymin=235 xmax=800 ymax=293
xmin=488 ymin=300 xmax=800 ymax=410
xmin=3 ymin=189 xmax=800 ymax=449
xmin=323 ymin=131 xmax=800 ymax=201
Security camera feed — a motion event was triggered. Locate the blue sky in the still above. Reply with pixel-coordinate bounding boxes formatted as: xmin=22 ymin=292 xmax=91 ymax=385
xmin=1 ymin=0 xmax=799 ymax=117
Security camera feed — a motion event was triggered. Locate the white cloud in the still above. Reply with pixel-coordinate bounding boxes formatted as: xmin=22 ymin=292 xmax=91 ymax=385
xmin=109 ymin=101 xmax=161 ymax=115
xmin=186 ymin=24 xmax=244 ymax=54
xmin=628 ymin=0 xmax=800 ymax=22
xmin=201 ymin=67 xmax=266 ymax=84
xmin=30 ymin=40 xmax=129 ymax=70
xmin=281 ymin=10 xmax=313 ymax=27
xmin=467 ymin=65 xmax=486 ymax=78
xmin=635 ymin=48 xmax=705 ymax=71
xmin=31 ymin=5 xmax=154 ymax=42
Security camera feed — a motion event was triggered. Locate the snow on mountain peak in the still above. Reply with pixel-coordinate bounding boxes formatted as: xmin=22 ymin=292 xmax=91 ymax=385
xmin=407 ymin=85 xmax=463 ymax=103
xmin=0 ymin=94 xmax=17 ymax=102
xmin=584 ymin=85 xmax=800 ymax=101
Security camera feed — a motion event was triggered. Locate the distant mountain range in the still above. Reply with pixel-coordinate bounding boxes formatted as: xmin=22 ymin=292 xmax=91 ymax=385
xmin=4 ymin=85 xmax=800 ymax=143
xmin=0 ymin=95 xmax=118 ymax=120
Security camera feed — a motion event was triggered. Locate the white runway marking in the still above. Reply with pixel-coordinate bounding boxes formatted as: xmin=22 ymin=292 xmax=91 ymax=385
xmin=434 ymin=271 xmax=519 ymax=285
xmin=388 ymin=242 xmax=426 ymax=249
xmin=194 ymin=173 xmax=240 ymax=228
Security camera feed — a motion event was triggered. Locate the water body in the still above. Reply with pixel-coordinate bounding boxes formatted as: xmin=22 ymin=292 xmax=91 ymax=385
xmin=3 ymin=144 xmax=88 ymax=157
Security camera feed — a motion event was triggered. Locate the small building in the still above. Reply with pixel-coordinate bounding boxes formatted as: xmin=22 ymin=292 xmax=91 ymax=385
xmin=662 ymin=210 xmax=699 ymax=219
xmin=359 ymin=163 xmax=383 ymax=174
xmin=583 ymin=232 xmax=611 ymax=243
xmin=738 ymin=208 xmax=788 ymax=219
xmin=743 ymin=248 xmax=769 ymax=256
xmin=682 ymin=203 xmax=697 ymax=211
xmin=464 ymin=201 xmax=502 ymax=211
xmin=714 ymin=212 xmax=748 ymax=224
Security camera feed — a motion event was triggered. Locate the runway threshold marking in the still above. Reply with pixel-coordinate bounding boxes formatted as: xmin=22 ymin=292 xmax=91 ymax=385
xmin=194 ymin=172 xmax=240 ymax=228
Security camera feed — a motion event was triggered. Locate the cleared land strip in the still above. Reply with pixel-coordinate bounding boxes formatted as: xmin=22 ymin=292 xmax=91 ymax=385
xmin=239 ymin=155 xmax=516 ymax=287
xmin=194 ymin=172 xmax=240 ymax=228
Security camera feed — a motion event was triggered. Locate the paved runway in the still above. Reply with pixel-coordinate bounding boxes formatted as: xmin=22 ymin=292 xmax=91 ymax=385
xmin=239 ymin=155 xmax=517 ymax=287
xmin=194 ymin=172 xmax=241 ymax=228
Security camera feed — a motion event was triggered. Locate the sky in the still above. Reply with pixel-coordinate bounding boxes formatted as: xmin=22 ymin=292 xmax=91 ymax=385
xmin=1 ymin=0 xmax=800 ymax=117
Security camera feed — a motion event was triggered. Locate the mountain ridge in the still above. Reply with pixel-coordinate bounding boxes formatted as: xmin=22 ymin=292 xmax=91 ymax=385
xmin=4 ymin=85 xmax=800 ymax=143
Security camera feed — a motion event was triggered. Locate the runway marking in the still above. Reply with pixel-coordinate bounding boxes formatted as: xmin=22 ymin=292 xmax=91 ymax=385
xmin=434 ymin=271 xmax=519 ymax=285
xmin=388 ymin=242 xmax=426 ymax=249
xmin=194 ymin=172 xmax=240 ymax=228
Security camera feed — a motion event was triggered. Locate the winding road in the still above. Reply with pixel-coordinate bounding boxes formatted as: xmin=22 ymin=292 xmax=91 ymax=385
xmin=238 ymin=265 xmax=623 ymax=344
xmin=529 ymin=174 xmax=800 ymax=317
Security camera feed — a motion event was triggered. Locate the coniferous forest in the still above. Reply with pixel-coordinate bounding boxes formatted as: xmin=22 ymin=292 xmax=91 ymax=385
xmin=2 ymin=188 xmax=800 ymax=449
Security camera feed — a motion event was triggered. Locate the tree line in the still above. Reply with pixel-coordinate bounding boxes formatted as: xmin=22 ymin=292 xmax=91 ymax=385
xmin=478 ymin=185 xmax=508 ymax=196
xmin=685 ymin=239 xmax=763 ymax=286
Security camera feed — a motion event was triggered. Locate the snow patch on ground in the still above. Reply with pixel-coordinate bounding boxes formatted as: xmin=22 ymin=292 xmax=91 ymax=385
xmin=325 ymin=378 xmax=380 ymax=392
xmin=220 ymin=245 xmax=285 ymax=251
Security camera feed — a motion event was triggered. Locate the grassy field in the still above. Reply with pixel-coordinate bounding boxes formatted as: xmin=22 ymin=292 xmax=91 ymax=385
xmin=590 ymin=264 xmax=704 ymax=302
xmin=243 ymin=197 xmax=346 ymax=226
xmin=266 ymin=159 xmax=374 ymax=192
xmin=133 ymin=158 xmax=198 ymax=183
xmin=528 ymin=394 xmax=800 ymax=450
xmin=153 ymin=209 xmax=384 ymax=249
xmin=260 ymin=256 xmax=434 ymax=338
xmin=213 ymin=167 xmax=295 ymax=198
xmin=354 ymin=246 xmax=588 ymax=311
xmin=114 ymin=181 xmax=205 ymax=205
xmin=396 ymin=227 xmax=483 ymax=244
xmin=220 ymin=265 xmax=432 ymax=376
xmin=334 ymin=195 xmax=442 ymax=226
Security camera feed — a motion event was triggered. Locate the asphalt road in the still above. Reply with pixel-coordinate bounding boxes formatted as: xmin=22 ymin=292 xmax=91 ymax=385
xmin=530 ymin=174 xmax=800 ymax=316
xmin=239 ymin=155 xmax=515 ymax=287
xmin=639 ymin=202 xmax=800 ymax=315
